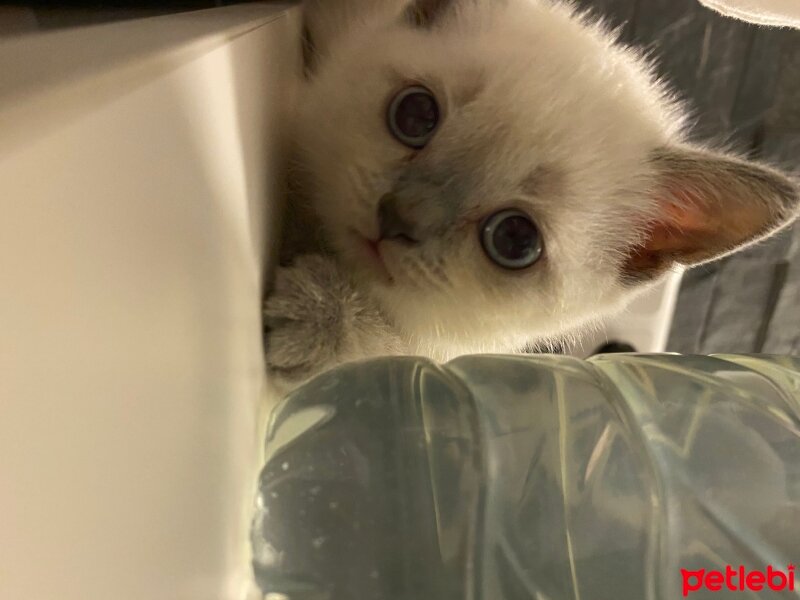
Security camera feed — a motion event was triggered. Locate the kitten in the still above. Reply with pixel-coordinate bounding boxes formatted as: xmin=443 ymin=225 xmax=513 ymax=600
xmin=264 ymin=0 xmax=800 ymax=391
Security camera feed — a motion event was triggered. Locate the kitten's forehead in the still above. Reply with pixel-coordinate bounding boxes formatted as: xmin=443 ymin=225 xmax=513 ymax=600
xmin=416 ymin=81 xmax=566 ymax=201
xmin=304 ymin=0 xmax=680 ymax=216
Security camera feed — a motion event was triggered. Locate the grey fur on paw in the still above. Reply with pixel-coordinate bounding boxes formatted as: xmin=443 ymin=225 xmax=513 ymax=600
xmin=263 ymin=255 xmax=350 ymax=384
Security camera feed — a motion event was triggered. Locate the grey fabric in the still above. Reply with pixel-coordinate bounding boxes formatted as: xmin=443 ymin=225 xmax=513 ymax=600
xmin=666 ymin=264 xmax=722 ymax=353
xmin=668 ymin=224 xmax=799 ymax=353
xmin=578 ymin=0 xmax=800 ymax=355
xmin=701 ymin=227 xmax=796 ymax=352
xmin=762 ymin=225 xmax=800 ymax=353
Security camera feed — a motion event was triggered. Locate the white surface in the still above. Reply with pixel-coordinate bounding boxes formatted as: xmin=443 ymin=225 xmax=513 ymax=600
xmin=699 ymin=0 xmax=800 ymax=27
xmin=0 ymin=5 xmax=300 ymax=599
xmin=570 ymin=269 xmax=684 ymax=357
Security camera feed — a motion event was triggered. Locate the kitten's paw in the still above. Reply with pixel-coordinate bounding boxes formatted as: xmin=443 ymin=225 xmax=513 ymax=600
xmin=263 ymin=255 xmax=349 ymax=388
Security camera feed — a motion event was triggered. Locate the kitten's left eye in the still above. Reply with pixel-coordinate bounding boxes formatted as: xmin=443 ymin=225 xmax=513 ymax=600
xmin=481 ymin=209 xmax=544 ymax=270
xmin=386 ymin=85 xmax=439 ymax=148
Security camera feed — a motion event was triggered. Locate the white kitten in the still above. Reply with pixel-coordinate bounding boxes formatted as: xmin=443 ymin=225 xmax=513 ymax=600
xmin=265 ymin=0 xmax=800 ymax=391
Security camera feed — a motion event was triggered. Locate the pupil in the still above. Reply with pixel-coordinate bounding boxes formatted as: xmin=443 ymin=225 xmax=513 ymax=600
xmin=493 ymin=216 xmax=537 ymax=260
xmin=396 ymin=93 xmax=437 ymax=138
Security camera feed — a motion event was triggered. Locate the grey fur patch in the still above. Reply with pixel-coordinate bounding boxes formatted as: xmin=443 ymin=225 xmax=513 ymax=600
xmin=520 ymin=164 xmax=567 ymax=198
xmin=264 ymin=255 xmax=404 ymax=391
xmin=403 ymin=0 xmax=456 ymax=28
xmin=390 ymin=164 xmax=466 ymax=238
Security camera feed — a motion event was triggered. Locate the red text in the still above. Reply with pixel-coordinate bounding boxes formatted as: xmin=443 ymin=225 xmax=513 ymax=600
xmin=681 ymin=565 xmax=795 ymax=596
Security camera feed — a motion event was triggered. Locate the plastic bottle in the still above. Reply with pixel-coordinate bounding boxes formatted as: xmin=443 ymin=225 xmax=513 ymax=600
xmin=251 ymin=353 xmax=800 ymax=599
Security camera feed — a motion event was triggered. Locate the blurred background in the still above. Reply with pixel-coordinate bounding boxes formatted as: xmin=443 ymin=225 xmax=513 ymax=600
xmin=1 ymin=0 xmax=798 ymax=354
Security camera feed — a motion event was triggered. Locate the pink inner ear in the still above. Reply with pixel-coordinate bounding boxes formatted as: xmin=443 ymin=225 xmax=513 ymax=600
xmin=661 ymin=188 xmax=708 ymax=231
xmin=622 ymin=188 xmax=722 ymax=279
xmin=628 ymin=145 xmax=797 ymax=281
xmin=643 ymin=187 xmax=718 ymax=253
xmin=659 ymin=180 xmax=776 ymax=247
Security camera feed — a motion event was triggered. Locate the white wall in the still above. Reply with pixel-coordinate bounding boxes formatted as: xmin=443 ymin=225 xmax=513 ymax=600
xmin=569 ymin=271 xmax=684 ymax=357
xmin=0 ymin=5 xmax=300 ymax=599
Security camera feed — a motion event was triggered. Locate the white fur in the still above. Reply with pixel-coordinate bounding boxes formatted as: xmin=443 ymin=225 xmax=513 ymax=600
xmin=264 ymin=0 xmax=799 ymax=389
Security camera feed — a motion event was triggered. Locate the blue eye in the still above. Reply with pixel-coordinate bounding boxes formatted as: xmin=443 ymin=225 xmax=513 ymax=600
xmin=386 ymin=85 xmax=439 ymax=148
xmin=481 ymin=209 xmax=543 ymax=269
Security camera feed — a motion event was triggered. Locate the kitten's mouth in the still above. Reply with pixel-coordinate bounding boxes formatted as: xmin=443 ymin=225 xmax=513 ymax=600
xmin=350 ymin=230 xmax=394 ymax=284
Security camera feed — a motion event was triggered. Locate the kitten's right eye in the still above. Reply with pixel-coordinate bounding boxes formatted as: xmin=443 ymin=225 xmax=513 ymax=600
xmin=386 ymin=85 xmax=439 ymax=148
xmin=480 ymin=209 xmax=544 ymax=270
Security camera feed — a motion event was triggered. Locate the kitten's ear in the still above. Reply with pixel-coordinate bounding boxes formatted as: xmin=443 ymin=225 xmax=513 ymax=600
xmin=624 ymin=145 xmax=799 ymax=281
xmin=404 ymin=0 xmax=456 ymax=28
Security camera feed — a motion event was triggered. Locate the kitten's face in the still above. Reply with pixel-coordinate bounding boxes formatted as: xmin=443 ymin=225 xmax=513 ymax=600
xmin=296 ymin=0 xmax=798 ymax=355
